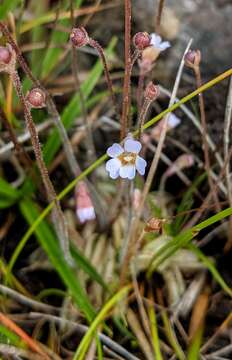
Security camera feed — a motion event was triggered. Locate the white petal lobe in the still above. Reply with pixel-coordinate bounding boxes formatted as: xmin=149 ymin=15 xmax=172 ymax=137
xmin=107 ymin=143 xmax=123 ymax=158
xmin=136 ymin=156 xmax=147 ymax=175
xmin=124 ymin=139 xmax=142 ymax=153
xmin=119 ymin=165 xmax=136 ymax=179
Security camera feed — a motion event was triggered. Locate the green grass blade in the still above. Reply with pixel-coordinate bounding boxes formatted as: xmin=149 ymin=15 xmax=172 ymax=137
xmin=73 ymin=286 xmax=130 ymax=360
xmin=0 ymin=0 xmax=21 ymax=19
xmin=71 ymin=245 xmax=109 ymax=292
xmin=0 ymin=178 xmax=20 ymax=199
xmin=148 ymin=300 xmax=163 ymax=360
xmin=0 ymin=324 xmax=26 ymax=348
xmin=18 ymin=198 xmax=95 ymax=322
xmin=188 ymin=244 xmax=232 ymax=297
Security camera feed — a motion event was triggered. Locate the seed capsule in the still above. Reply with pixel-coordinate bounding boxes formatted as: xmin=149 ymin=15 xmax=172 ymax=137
xmin=26 ymin=88 xmax=46 ymax=108
xmin=70 ymin=27 xmax=89 ymax=48
xmin=133 ymin=32 xmax=151 ymax=50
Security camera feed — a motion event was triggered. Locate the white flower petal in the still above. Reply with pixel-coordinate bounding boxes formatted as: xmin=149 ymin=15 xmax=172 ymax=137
xmin=119 ymin=165 xmax=136 ymax=180
xmin=167 ymin=113 xmax=181 ymax=128
xmin=106 ymin=158 xmax=121 ymax=179
xmin=77 ymin=207 xmax=96 ymax=223
xmin=136 ymin=156 xmax=147 ymax=176
xmin=124 ymin=139 xmax=142 ymax=153
xmin=159 ymin=41 xmax=171 ymax=51
xmin=150 ymin=33 xmax=162 ymax=47
xmin=107 ymin=143 xmax=124 ymax=158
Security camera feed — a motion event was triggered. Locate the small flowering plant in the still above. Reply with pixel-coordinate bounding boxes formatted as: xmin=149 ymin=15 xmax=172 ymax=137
xmin=106 ymin=138 xmax=147 ymax=180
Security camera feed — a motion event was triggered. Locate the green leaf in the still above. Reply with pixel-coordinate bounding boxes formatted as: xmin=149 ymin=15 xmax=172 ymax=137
xmin=0 ymin=324 xmax=26 ymax=348
xmin=0 ymin=178 xmax=20 ymax=199
xmin=19 ymin=198 xmax=95 ymax=322
xmin=0 ymin=0 xmax=21 ymax=19
xmin=73 ymin=286 xmax=130 ymax=360
xmin=188 ymin=244 xmax=232 ymax=297
xmin=71 ymin=245 xmax=109 ymax=292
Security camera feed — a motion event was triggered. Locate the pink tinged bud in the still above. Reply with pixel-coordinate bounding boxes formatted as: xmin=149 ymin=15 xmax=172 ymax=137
xmin=70 ymin=27 xmax=89 ymax=48
xmin=144 ymin=82 xmax=160 ymax=101
xmin=26 ymin=88 xmax=46 ymax=108
xmin=165 ymin=154 xmax=195 ymax=177
xmin=133 ymin=32 xmax=151 ymax=50
xmin=185 ymin=49 xmax=201 ymax=68
xmin=75 ymin=181 xmax=96 ymax=224
xmin=0 ymin=46 xmax=12 ymax=64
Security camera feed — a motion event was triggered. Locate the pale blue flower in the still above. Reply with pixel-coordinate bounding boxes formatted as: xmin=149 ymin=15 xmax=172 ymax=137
xmin=106 ymin=138 xmax=147 ymax=180
xmin=150 ymin=33 xmax=171 ymax=51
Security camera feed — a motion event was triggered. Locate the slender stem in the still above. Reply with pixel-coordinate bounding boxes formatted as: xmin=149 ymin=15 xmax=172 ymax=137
xmin=155 ymin=0 xmax=166 ymax=34
xmin=11 ymin=70 xmax=72 ymax=264
xmin=223 ymin=76 xmax=232 ymax=251
xmin=137 ymin=71 xmax=145 ymax=112
xmin=138 ymin=98 xmax=152 ymax=139
xmin=89 ymin=38 xmax=117 ymax=116
xmin=120 ymin=0 xmax=132 ymax=140
xmin=194 ymin=66 xmax=221 ymax=213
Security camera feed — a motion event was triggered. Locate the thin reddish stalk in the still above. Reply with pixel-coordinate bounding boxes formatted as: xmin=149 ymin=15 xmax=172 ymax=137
xmin=155 ymin=0 xmax=165 ymax=34
xmin=0 ymin=312 xmax=49 ymax=359
xmin=89 ymin=38 xmax=117 ymax=115
xmin=11 ymin=70 xmax=72 ymax=264
xmin=120 ymin=0 xmax=132 ymax=140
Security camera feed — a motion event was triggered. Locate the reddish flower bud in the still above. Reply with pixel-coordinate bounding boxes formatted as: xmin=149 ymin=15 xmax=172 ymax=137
xmin=26 ymin=88 xmax=46 ymax=108
xmin=0 ymin=46 xmax=12 ymax=64
xmin=144 ymin=82 xmax=160 ymax=101
xmin=133 ymin=32 xmax=151 ymax=50
xmin=70 ymin=27 xmax=89 ymax=48
xmin=185 ymin=49 xmax=201 ymax=68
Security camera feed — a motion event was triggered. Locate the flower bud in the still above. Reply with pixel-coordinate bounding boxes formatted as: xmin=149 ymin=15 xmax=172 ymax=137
xmin=0 ymin=46 xmax=12 ymax=64
xmin=70 ymin=27 xmax=89 ymax=48
xmin=144 ymin=82 xmax=160 ymax=101
xmin=26 ymin=88 xmax=46 ymax=108
xmin=133 ymin=32 xmax=151 ymax=50
xmin=75 ymin=181 xmax=96 ymax=224
xmin=185 ymin=49 xmax=201 ymax=68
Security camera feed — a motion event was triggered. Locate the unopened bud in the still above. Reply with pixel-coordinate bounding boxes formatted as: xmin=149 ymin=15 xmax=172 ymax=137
xmin=0 ymin=46 xmax=12 ymax=64
xmin=144 ymin=82 xmax=159 ymax=101
xmin=70 ymin=27 xmax=89 ymax=48
xmin=185 ymin=49 xmax=201 ymax=68
xmin=26 ymin=88 xmax=46 ymax=108
xmin=133 ymin=32 xmax=151 ymax=50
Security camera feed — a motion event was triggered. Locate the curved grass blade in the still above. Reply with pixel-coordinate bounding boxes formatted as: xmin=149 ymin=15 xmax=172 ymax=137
xmin=73 ymin=286 xmax=130 ymax=360
xmin=18 ymin=198 xmax=95 ymax=322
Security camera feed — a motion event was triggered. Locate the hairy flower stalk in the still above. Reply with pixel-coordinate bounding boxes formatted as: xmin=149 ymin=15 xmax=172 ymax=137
xmin=120 ymin=0 xmax=132 ymax=140
xmin=70 ymin=27 xmax=117 ymax=116
xmin=138 ymin=82 xmax=160 ymax=138
xmin=0 ymin=48 xmax=73 ymax=264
